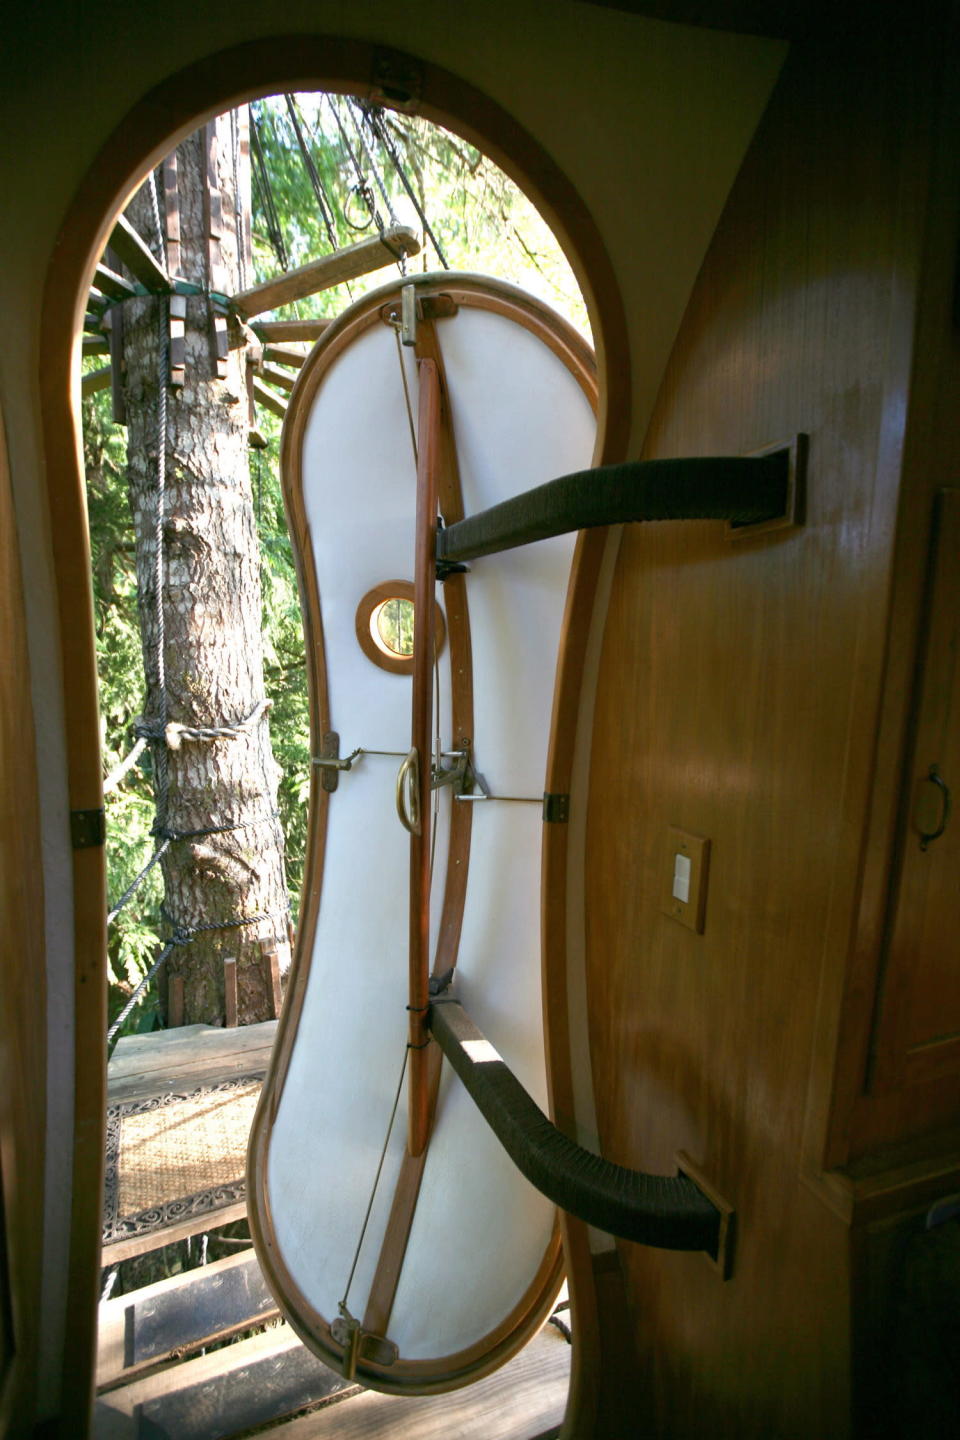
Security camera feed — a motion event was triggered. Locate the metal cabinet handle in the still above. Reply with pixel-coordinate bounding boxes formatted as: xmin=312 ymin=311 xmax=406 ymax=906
xmin=396 ymin=748 xmax=421 ymax=835
xmin=918 ymin=764 xmax=951 ymax=851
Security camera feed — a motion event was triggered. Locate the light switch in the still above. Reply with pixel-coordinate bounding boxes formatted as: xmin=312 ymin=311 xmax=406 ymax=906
xmin=661 ymin=827 xmax=710 ymax=933
xmin=672 ymin=852 xmax=692 ymax=903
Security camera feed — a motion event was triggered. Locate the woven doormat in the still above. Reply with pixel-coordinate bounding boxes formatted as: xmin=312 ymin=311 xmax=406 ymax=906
xmin=102 ymin=1075 xmax=262 ymax=1248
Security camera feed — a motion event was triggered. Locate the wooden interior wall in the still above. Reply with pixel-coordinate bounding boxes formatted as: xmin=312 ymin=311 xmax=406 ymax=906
xmin=583 ymin=23 xmax=940 ymax=1437
xmin=0 ymin=407 xmax=46 ymax=1436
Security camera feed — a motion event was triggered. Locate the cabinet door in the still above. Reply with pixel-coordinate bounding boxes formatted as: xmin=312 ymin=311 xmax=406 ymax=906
xmin=872 ymin=489 xmax=960 ymax=1089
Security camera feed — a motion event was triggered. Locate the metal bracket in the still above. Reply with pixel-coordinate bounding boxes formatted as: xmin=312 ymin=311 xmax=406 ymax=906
xmin=433 ymin=749 xmax=490 ymax=801
xmin=676 ymin=1151 xmax=736 ymax=1280
xmin=728 ymin=433 xmax=807 ymax=539
xmin=70 ymin=808 xmax=106 ymax=849
xmin=400 ymin=283 xmax=418 ymax=347
xmin=371 ymin=48 xmax=423 ymax=109
xmin=331 ymin=1312 xmax=399 ymax=1375
xmin=312 ymin=732 xmax=362 ymax=793
xmin=543 ymin=793 xmax=570 ymax=824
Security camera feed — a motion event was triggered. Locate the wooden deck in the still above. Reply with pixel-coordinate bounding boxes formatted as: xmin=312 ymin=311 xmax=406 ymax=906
xmin=108 ymin=1020 xmax=278 ymax=1104
xmin=102 ymin=1022 xmax=276 ymax=1262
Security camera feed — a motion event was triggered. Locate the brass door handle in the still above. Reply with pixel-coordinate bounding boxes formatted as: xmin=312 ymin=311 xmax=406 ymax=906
xmin=396 ymin=748 xmax=421 ymax=835
xmin=917 ymin=764 xmax=951 ymax=851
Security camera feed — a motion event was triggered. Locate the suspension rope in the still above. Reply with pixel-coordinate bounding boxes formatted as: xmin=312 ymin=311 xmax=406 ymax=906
xmin=323 ymin=96 xmax=377 ymax=234
xmin=283 ymin=95 xmax=342 ymax=261
xmin=106 ymin=810 xmax=283 ymax=926
xmin=323 ymin=96 xmax=405 ymax=271
xmin=230 ymin=107 xmax=249 ymax=293
xmin=107 ymin=938 xmax=179 ymax=1048
xmin=134 ymin=697 xmax=273 ymax=750
xmin=152 ymin=297 xmax=170 ymax=828
xmin=359 ymin=105 xmax=449 ymax=269
xmin=392 ymin=323 xmax=419 ymax=464
xmin=338 ymin=1044 xmax=409 ymax=1317
xmin=347 ymin=97 xmax=401 ymax=229
xmin=162 ymin=903 xmax=291 ymax=941
xmin=250 ymin=108 xmax=291 ymax=273
xmin=107 ymin=838 xmax=171 ymax=927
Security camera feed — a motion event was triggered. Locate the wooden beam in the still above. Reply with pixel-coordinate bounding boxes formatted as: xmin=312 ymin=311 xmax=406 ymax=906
xmin=224 ymin=956 xmax=238 ymax=1027
xmin=261 ymin=364 xmax=296 ymax=394
xmin=81 ymin=367 xmax=112 ymax=397
xmin=260 ymin=938 xmax=283 ymax=1021
xmin=232 ymin=226 xmax=420 ymax=319
xmin=84 ymin=313 xmax=104 ymax=334
xmin=168 ymin=973 xmax=184 ymax=1028
xmin=205 ymin=122 xmax=229 ymax=379
xmin=106 ymin=282 xmax=126 ymax=425
xmin=94 ymin=263 xmax=138 ymax=303
xmin=263 ymin=344 xmax=307 ymax=369
xmin=110 ymin=212 xmax=170 ymax=292
xmin=163 ymin=152 xmax=181 ymax=276
xmin=252 ymin=376 xmax=288 ymax=419
xmin=82 ymin=335 xmax=109 ymax=357
xmin=169 ymin=293 xmax=186 ymax=388
xmin=254 ymin=319 xmax=332 ymax=343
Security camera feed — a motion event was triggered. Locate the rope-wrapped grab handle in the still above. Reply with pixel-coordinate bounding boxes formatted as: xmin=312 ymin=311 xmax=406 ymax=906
xmin=429 ymin=995 xmax=723 ymax=1255
xmin=435 ymin=451 xmax=790 ymax=568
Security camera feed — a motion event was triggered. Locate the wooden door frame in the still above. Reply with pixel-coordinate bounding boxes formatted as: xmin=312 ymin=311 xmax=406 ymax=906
xmin=38 ymin=33 xmax=630 ymax=1433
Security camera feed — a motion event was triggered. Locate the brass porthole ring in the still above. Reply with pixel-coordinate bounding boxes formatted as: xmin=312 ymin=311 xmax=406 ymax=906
xmin=355 ymin=580 xmax=446 ymax=676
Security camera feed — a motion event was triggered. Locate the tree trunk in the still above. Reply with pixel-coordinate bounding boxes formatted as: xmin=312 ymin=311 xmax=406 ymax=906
xmin=122 ymin=114 xmax=289 ymax=1025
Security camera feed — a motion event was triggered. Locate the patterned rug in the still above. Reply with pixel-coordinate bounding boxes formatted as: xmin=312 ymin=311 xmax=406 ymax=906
xmin=102 ymin=1075 xmax=262 ymax=1248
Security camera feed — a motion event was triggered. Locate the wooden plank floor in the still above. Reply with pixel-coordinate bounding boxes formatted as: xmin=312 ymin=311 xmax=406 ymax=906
xmin=93 ymin=1323 xmax=569 ymax=1440
xmin=261 ymin=1327 xmax=570 ymax=1440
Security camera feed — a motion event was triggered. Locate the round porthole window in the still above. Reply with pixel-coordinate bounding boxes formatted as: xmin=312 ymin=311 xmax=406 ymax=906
xmin=355 ymin=581 xmax=446 ymax=675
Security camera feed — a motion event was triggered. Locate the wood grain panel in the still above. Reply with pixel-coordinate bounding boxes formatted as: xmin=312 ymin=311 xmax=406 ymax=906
xmin=0 ymin=406 xmax=47 ymax=1437
xmin=583 ymin=22 xmax=943 ymax=1435
xmin=870 ymin=491 xmax=960 ymax=1089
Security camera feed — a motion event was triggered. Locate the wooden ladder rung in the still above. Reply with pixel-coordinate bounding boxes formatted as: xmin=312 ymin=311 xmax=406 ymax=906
xmin=92 ymin=1321 xmax=351 ymax=1440
xmin=97 ymin=1247 xmax=278 ymax=1392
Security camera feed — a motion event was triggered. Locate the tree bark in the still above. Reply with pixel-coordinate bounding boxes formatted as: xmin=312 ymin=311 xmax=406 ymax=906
xmin=122 ymin=114 xmax=289 ymax=1025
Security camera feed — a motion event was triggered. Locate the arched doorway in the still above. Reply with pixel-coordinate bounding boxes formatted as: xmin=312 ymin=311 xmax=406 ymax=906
xmin=40 ymin=34 xmax=629 ymax=1431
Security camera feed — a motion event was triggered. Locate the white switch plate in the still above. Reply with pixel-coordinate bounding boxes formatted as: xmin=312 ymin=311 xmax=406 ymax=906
xmin=661 ymin=827 xmax=710 ymax=933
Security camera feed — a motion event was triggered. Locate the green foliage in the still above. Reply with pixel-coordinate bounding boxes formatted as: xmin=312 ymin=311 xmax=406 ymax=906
xmin=249 ymin=419 xmax=311 ymax=918
xmin=83 ymin=382 xmax=163 ymax=1035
